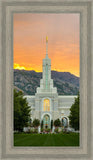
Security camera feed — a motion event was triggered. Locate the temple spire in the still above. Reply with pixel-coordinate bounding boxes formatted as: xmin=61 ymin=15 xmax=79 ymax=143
xmin=46 ymin=36 xmax=48 ymax=58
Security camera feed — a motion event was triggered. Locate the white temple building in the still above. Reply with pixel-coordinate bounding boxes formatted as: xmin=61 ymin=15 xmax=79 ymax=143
xmin=24 ymin=37 xmax=77 ymax=129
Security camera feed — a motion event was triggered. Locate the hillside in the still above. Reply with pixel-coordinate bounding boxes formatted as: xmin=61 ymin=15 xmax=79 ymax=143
xmin=14 ymin=69 xmax=79 ymax=95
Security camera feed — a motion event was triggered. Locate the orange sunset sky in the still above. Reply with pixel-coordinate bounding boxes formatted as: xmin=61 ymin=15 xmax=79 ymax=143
xmin=14 ymin=13 xmax=80 ymax=77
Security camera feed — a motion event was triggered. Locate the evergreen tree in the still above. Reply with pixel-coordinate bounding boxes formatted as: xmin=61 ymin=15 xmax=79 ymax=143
xmin=69 ymin=92 xmax=79 ymax=130
xmin=41 ymin=120 xmax=43 ymax=129
xmin=51 ymin=120 xmax=53 ymax=129
xmin=14 ymin=89 xmax=31 ymax=132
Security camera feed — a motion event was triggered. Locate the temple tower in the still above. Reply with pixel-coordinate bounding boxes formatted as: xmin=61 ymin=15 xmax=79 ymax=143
xmin=36 ymin=37 xmax=57 ymax=93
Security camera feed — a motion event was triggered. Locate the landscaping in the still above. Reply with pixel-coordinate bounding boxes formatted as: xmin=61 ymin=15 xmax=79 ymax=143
xmin=14 ymin=133 xmax=79 ymax=146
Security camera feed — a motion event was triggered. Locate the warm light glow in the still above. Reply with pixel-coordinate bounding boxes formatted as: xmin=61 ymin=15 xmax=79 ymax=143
xmin=14 ymin=13 xmax=80 ymax=77
xmin=14 ymin=63 xmax=41 ymax=72
xmin=44 ymin=99 xmax=50 ymax=111
xmin=14 ymin=63 xmax=26 ymax=70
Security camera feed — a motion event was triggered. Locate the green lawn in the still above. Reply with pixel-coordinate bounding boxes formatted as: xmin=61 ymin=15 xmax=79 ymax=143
xmin=14 ymin=133 xmax=79 ymax=146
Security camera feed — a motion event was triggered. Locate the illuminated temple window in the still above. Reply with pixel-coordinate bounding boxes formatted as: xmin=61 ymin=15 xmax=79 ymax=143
xmin=43 ymin=99 xmax=50 ymax=111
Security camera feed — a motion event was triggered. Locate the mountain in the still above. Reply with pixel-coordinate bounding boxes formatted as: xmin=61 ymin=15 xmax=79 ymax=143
xmin=14 ymin=69 xmax=79 ymax=95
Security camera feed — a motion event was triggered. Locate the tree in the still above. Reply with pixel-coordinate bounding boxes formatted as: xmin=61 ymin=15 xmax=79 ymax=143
xmin=54 ymin=119 xmax=61 ymax=127
xmin=33 ymin=119 xmax=40 ymax=128
xmin=14 ymin=89 xmax=31 ymax=132
xmin=69 ymin=92 xmax=79 ymax=130
xmin=41 ymin=120 xmax=43 ymax=129
xmin=51 ymin=120 xmax=53 ymax=129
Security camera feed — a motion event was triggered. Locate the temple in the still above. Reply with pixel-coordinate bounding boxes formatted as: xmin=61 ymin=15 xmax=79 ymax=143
xmin=24 ymin=37 xmax=77 ymax=129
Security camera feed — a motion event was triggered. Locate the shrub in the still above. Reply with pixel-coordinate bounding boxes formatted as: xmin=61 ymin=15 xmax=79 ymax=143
xmin=54 ymin=128 xmax=59 ymax=133
xmin=33 ymin=128 xmax=38 ymax=133
xmin=30 ymin=130 xmax=34 ymax=134
xmin=54 ymin=119 xmax=61 ymax=127
xmin=33 ymin=119 xmax=40 ymax=127
xmin=45 ymin=128 xmax=51 ymax=133
xmin=41 ymin=128 xmax=44 ymax=132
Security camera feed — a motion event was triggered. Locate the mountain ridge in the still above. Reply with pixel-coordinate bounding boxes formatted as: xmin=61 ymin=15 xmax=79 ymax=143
xmin=14 ymin=69 xmax=79 ymax=95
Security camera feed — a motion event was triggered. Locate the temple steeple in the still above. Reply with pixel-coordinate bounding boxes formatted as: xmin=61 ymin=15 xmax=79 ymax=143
xmin=36 ymin=37 xmax=57 ymax=94
xmin=46 ymin=36 xmax=48 ymax=58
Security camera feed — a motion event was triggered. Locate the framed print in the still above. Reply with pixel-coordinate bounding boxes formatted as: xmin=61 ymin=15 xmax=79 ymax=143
xmin=0 ymin=0 xmax=93 ymax=160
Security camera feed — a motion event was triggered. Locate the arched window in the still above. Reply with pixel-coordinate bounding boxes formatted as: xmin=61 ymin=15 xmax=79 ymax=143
xmin=43 ymin=114 xmax=50 ymax=129
xmin=62 ymin=117 xmax=68 ymax=127
xmin=43 ymin=99 xmax=50 ymax=111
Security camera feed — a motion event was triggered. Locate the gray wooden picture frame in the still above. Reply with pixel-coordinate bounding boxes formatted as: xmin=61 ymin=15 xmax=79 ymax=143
xmin=0 ymin=0 xmax=93 ymax=159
